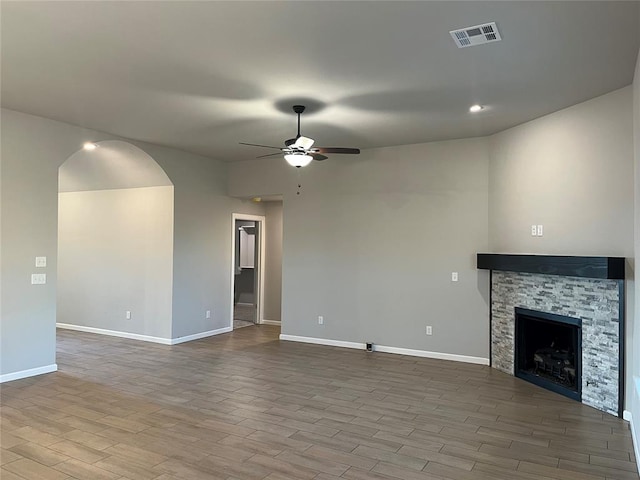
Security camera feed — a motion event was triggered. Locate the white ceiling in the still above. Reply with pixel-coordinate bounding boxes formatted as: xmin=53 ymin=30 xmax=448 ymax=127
xmin=2 ymin=1 xmax=639 ymax=162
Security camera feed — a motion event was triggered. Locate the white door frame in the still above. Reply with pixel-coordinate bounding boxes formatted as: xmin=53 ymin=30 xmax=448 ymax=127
xmin=230 ymin=213 xmax=266 ymax=328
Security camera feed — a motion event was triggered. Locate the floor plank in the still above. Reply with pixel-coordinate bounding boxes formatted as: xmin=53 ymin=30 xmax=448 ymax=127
xmin=0 ymin=325 xmax=637 ymax=479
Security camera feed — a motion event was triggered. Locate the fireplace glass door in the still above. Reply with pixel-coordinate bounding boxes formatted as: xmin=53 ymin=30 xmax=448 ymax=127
xmin=514 ymin=308 xmax=582 ymax=401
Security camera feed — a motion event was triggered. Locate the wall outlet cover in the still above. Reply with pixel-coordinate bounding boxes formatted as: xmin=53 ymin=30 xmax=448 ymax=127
xmin=35 ymin=256 xmax=47 ymax=267
xmin=31 ymin=273 xmax=46 ymax=284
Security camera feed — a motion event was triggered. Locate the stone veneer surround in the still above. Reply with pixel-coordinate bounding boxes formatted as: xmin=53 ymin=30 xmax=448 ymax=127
xmin=491 ymin=271 xmax=622 ymax=416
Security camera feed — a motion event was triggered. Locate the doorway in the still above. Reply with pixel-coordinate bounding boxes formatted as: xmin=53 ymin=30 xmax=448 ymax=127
xmin=231 ymin=214 xmax=265 ymax=330
xmin=57 ymin=140 xmax=174 ymax=340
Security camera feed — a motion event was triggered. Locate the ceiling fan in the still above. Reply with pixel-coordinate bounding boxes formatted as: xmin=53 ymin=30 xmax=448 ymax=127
xmin=240 ymin=105 xmax=360 ymax=167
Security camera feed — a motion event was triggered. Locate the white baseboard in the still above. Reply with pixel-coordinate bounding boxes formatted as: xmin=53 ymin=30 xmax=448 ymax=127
xmin=57 ymin=323 xmax=173 ymax=344
xmin=262 ymin=319 xmax=281 ymax=326
xmin=623 ymin=410 xmax=640 ymax=474
xmin=0 ymin=364 xmax=58 ymax=383
xmin=170 ymin=327 xmax=232 ymax=344
xmin=57 ymin=323 xmax=232 ymax=345
xmin=279 ymin=334 xmax=364 ymax=350
xmin=374 ymin=345 xmax=489 ymax=365
xmin=278 ymin=334 xmax=489 ymax=365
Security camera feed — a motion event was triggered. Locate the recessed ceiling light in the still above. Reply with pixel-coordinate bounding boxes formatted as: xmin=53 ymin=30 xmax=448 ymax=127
xmin=469 ymin=105 xmax=484 ymax=113
xmin=83 ymin=142 xmax=97 ymax=150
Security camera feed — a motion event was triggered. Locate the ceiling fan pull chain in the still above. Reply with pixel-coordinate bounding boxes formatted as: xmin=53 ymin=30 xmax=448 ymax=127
xmin=296 ymin=168 xmax=302 ymax=195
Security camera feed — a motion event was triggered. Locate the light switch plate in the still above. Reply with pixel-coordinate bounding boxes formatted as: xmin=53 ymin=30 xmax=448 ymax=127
xmin=537 ymin=225 xmax=544 ymax=236
xmin=35 ymin=256 xmax=47 ymax=267
xmin=531 ymin=225 xmax=538 ymax=236
xmin=451 ymin=272 xmax=458 ymax=282
xmin=31 ymin=273 xmax=46 ymax=284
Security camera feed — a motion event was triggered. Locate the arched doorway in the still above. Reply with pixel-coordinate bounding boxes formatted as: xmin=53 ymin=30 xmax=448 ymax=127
xmin=57 ymin=141 xmax=175 ymax=341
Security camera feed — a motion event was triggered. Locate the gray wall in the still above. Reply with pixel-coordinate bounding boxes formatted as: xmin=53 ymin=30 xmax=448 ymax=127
xmin=1 ymin=109 xmax=76 ymax=376
xmin=58 ymin=186 xmax=174 ymax=338
xmin=264 ymin=201 xmax=283 ymax=322
xmin=229 ymin=138 xmax=491 ymax=358
xmin=0 ymin=108 xmax=263 ymax=377
xmin=489 ymin=87 xmax=634 ymax=256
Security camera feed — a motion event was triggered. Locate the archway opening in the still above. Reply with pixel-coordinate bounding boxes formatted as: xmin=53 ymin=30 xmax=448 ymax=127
xmin=57 ymin=141 xmax=175 ymax=341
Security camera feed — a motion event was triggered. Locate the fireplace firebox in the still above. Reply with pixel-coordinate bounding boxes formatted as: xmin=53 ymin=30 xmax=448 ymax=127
xmin=514 ymin=307 xmax=581 ymax=401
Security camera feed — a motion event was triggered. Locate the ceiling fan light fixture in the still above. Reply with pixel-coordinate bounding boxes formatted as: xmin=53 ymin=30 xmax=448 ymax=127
xmin=284 ymin=153 xmax=313 ymax=167
xmin=294 ymin=136 xmax=315 ymax=150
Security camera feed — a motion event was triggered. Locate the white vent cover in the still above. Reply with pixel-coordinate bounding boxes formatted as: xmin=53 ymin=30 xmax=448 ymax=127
xmin=450 ymin=22 xmax=502 ymax=48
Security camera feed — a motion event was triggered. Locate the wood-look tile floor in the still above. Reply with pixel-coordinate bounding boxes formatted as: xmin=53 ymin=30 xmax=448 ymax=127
xmin=1 ymin=325 xmax=637 ymax=480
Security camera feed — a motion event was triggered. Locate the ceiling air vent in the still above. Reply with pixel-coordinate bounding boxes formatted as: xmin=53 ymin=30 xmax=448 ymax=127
xmin=450 ymin=22 xmax=502 ymax=48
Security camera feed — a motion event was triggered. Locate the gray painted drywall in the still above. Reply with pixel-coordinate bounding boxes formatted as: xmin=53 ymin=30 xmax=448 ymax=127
xmin=0 ymin=108 xmax=264 ymax=377
xmin=58 ymin=187 xmax=174 ymax=338
xmin=488 ymin=87 xmax=633 ymax=257
xmin=264 ymin=201 xmax=283 ymax=322
xmin=1 ymin=110 xmax=89 ymax=376
xmin=135 ymin=146 xmax=265 ymax=339
xmin=229 ymin=138 xmax=491 ymax=358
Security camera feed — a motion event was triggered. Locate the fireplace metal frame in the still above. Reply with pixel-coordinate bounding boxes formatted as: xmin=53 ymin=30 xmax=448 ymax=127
xmin=514 ymin=307 xmax=582 ymax=402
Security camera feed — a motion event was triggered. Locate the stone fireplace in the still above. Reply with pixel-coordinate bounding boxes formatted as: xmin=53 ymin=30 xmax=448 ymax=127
xmin=478 ymin=254 xmax=625 ymax=417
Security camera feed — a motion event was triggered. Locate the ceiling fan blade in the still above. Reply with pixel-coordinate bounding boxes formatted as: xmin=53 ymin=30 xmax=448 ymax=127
xmin=239 ymin=142 xmax=281 ymax=150
xmin=284 ymin=138 xmax=296 ymax=147
xmin=256 ymin=152 xmax=284 ymax=159
xmin=311 ymin=154 xmax=328 ymax=161
xmin=314 ymin=147 xmax=360 ymax=154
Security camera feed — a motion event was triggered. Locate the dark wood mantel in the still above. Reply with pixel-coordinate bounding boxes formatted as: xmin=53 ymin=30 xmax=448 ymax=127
xmin=477 ymin=254 xmax=625 ymax=280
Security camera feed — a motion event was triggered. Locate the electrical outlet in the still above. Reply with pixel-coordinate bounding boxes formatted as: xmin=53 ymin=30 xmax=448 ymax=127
xmin=531 ymin=225 xmax=538 ymax=236
xmin=426 ymin=326 xmax=433 ymax=335
xmin=35 ymin=256 xmax=47 ymax=268
xmin=205 ymin=310 xmax=211 ymax=319
xmin=318 ymin=316 xmax=324 ymax=325
xmin=537 ymin=224 xmax=544 ymax=236
xmin=125 ymin=310 xmax=131 ymax=320
xmin=451 ymin=272 xmax=458 ymax=282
